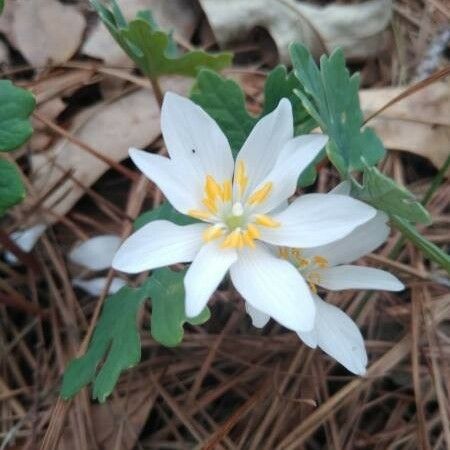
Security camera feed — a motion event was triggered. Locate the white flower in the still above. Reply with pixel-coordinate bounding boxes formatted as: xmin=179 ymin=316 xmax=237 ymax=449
xmin=4 ymin=223 xmax=47 ymax=265
xmin=72 ymin=277 xmax=126 ymax=296
xmin=69 ymin=235 xmax=122 ymax=271
xmin=246 ymin=185 xmax=404 ymax=374
xmin=112 ymin=93 xmax=376 ymax=332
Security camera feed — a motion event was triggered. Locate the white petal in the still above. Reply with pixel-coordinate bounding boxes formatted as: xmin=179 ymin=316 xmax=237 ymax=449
xmin=259 ymin=194 xmax=376 ymax=248
xmin=161 ymin=92 xmax=234 ymax=182
xmin=245 ymin=302 xmax=270 ymax=328
xmin=184 ymin=241 xmax=237 ymax=317
xmin=298 ymin=329 xmax=318 ymax=348
xmin=4 ymin=223 xmax=47 ymax=265
xmin=235 ymin=99 xmax=293 ymax=195
xmin=69 ymin=235 xmax=121 ymax=271
xmin=329 ymin=180 xmax=352 ymax=195
xmin=229 ymin=244 xmax=315 ymax=332
xmin=72 ymin=277 xmax=126 ymax=296
xmin=318 ymin=265 xmax=404 ymax=291
xmin=112 ymin=221 xmax=206 ymax=274
xmin=251 ymin=134 xmax=328 ymax=214
xmin=302 ymin=211 xmax=390 ymax=266
xmin=298 ymin=295 xmax=367 ymax=375
xmin=129 ymin=148 xmax=203 ymax=214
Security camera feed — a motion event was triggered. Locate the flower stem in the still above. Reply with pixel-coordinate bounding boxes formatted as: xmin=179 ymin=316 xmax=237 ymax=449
xmin=149 ymin=76 xmax=163 ymax=109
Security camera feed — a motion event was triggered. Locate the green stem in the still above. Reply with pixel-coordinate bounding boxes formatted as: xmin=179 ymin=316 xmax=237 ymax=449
xmin=391 ymin=216 xmax=450 ymax=273
xmin=389 ymin=154 xmax=450 ymax=261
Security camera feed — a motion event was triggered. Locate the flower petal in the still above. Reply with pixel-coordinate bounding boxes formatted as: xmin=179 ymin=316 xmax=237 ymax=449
xmin=301 ymin=211 xmax=390 ymax=266
xmin=298 ymin=295 xmax=368 ymax=375
xmin=329 ymin=180 xmax=352 ymax=195
xmin=129 ymin=148 xmax=203 ymax=214
xmin=317 ymin=265 xmax=404 ymax=291
xmin=112 ymin=221 xmax=206 ymax=274
xmin=4 ymin=224 xmax=47 ymax=265
xmin=251 ymin=134 xmax=328 ymax=214
xmin=229 ymin=244 xmax=315 ymax=331
xmin=245 ymin=302 xmax=271 ymax=328
xmin=72 ymin=277 xmax=126 ymax=296
xmin=161 ymin=92 xmax=234 ymax=182
xmin=235 ymin=99 xmax=293 ymax=195
xmin=69 ymin=235 xmax=121 ymax=271
xmin=259 ymin=194 xmax=376 ymax=248
xmin=184 ymin=241 xmax=237 ymax=317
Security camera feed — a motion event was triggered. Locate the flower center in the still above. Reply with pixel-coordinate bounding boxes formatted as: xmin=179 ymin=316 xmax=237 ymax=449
xmin=187 ymin=162 xmax=281 ymax=250
xmin=279 ymin=248 xmax=329 ymax=293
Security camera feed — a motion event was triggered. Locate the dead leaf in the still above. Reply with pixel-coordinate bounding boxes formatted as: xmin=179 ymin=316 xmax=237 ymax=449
xmin=11 ymin=0 xmax=86 ymax=67
xmin=29 ymin=78 xmax=191 ymax=223
xmin=198 ymin=0 xmax=392 ymax=63
xmin=360 ymin=81 xmax=450 ymax=175
xmin=82 ymin=0 xmax=200 ymax=67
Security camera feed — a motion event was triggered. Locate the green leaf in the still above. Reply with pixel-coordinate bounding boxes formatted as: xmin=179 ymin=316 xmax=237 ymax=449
xmin=190 ymin=69 xmax=256 ymax=154
xmin=91 ymin=0 xmax=231 ymax=79
xmin=391 ymin=216 xmax=450 ymax=272
xmin=61 ymin=282 xmax=152 ymax=402
xmin=0 ymin=158 xmax=25 ymax=216
xmin=148 ymin=268 xmax=210 ymax=347
xmin=134 ymin=201 xmax=198 ymax=230
xmin=0 ymin=80 xmax=36 ymax=152
xmin=0 ymin=0 xmax=4 ymax=15
xmin=355 ymin=165 xmax=431 ymax=224
xmin=263 ymin=65 xmax=317 ymax=135
xmin=290 ymin=43 xmax=385 ymax=175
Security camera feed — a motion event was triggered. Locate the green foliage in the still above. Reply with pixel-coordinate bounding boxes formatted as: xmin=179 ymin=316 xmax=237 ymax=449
xmin=190 ymin=69 xmax=256 ymax=155
xmin=355 ymin=166 xmax=431 ymax=224
xmin=191 ymin=69 xmax=320 ymax=187
xmin=61 ymin=282 xmax=152 ymax=402
xmin=148 ymin=268 xmax=210 ymax=347
xmin=0 ymin=80 xmax=36 ymax=152
xmin=290 ymin=43 xmax=385 ymax=176
xmin=0 ymin=0 xmax=4 ymax=15
xmin=90 ymin=0 xmax=231 ymax=80
xmin=134 ymin=202 xmax=198 ymax=230
xmin=0 ymin=159 xmax=25 ymax=216
xmin=391 ymin=216 xmax=450 ymax=273
xmin=263 ymin=65 xmax=317 ymax=135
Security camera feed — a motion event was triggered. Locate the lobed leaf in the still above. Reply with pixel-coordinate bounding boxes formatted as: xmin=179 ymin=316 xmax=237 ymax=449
xmin=190 ymin=69 xmax=256 ymax=154
xmin=290 ymin=43 xmax=385 ymax=175
xmin=148 ymin=268 xmax=210 ymax=347
xmin=61 ymin=281 xmax=152 ymax=402
xmin=0 ymin=158 xmax=25 ymax=216
xmin=355 ymin=165 xmax=431 ymax=224
xmin=0 ymin=80 xmax=36 ymax=152
xmin=90 ymin=0 xmax=231 ymax=79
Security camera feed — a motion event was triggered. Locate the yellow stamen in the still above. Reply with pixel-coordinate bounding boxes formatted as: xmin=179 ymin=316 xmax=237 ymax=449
xmin=242 ymin=230 xmax=256 ymax=248
xmin=203 ymin=198 xmax=218 ymax=214
xmin=221 ymin=180 xmax=232 ymax=202
xmin=313 ymin=255 xmax=329 ymax=268
xmin=307 ymin=272 xmax=321 ymax=293
xmin=247 ymin=182 xmax=273 ymax=205
xmin=254 ymin=214 xmax=280 ymax=228
xmin=308 ymin=282 xmax=318 ymax=294
xmin=188 ymin=209 xmax=211 ymax=221
xmin=298 ymin=258 xmax=310 ymax=269
xmin=235 ymin=160 xmax=248 ymax=194
xmin=221 ymin=229 xmax=242 ymax=248
xmin=203 ymin=225 xmax=224 ymax=242
xmin=246 ymin=223 xmax=260 ymax=239
xmin=278 ymin=247 xmax=289 ymax=259
xmin=291 ymin=249 xmax=301 ymax=260
xmin=205 ymin=175 xmax=222 ymax=200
